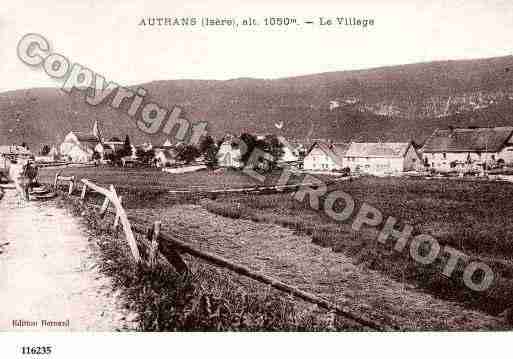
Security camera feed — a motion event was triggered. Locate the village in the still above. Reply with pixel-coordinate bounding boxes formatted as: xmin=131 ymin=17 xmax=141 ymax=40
xmin=3 ymin=120 xmax=513 ymax=181
xmin=2 ymin=116 xmax=513 ymax=332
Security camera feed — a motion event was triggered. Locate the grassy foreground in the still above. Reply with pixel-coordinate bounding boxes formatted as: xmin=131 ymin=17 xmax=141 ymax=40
xmin=56 ymin=196 xmax=360 ymax=331
xmin=202 ymin=176 xmax=513 ymax=317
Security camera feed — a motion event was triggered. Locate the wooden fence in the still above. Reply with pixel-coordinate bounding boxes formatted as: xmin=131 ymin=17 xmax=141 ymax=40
xmin=53 ymin=173 xmax=385 ymax=331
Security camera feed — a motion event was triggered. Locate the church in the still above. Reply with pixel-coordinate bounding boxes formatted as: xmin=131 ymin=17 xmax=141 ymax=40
xmin=60 ymin=121 xmax=103 ymax=163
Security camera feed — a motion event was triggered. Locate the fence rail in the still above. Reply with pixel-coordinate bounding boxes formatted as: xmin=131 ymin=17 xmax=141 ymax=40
xmin=54 ymin=174 xmax=385 ymax=331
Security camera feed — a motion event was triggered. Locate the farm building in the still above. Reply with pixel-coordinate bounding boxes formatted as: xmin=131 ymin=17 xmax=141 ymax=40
xmin=303 ymin=142 xmax=349 ymax=171
xmin=60 ymin=131 xmax=102 ymax=163
xmin=421 ymin=127 xmax=513 ymax=171
xmin=345 ymin=142 xmax=420 ymax=174
xmin=217 ymin=137 xmax=243 ymax=168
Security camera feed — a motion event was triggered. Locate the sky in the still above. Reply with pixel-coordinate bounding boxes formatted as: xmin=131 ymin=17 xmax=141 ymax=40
xmin=0 ymin=0 xmax=512 ymax=92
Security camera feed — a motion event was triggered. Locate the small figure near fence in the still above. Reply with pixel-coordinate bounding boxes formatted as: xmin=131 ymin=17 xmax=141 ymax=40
xmin=8 ymin=158 xmax=38 ymax=201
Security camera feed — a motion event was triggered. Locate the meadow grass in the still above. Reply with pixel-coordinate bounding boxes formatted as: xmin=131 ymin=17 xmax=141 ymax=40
xmin=58 ymin=196 xmax=360 ymax=331
xmin=201 ymin=176 xmax=513 ymax=316
xmin=38 ymin=166 xmax=331 ymax=192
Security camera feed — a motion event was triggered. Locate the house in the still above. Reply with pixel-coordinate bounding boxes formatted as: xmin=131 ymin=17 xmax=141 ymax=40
xmin=154 ymin=147 xmax=179 ymax=167
xmin=303 ymin=142 xmax=349 ymax=171
xmin=152 ymin=139 xmax=180 ymax=167
xmin=0 ymin=145 xmax=33 ymax=173
xmin=421 ymin=127 xmax=513 ymax=171
xmin=139 ymin=142 xmax=153 ymax=152
xmin=252 ymin=134 xmax=300 ymax=165
xmin=60 ymin=131 xmax=102 ymax=163
xmin=34 ymin=146 xmax=61 ymax=163
xmin=329 ymin=100 xmax=340 ymax=111
xmin=345 ymin=142 xmax=420 ymax=174
xmin=49 ymin=146 xmax=59 ymax=157
xmin=103 ymin=139 xmax=124 ymax=152
xmin=276 ymin=136 xmax=300 ymax=164
xmin=217 ymin=136 xmax=243 ymax=168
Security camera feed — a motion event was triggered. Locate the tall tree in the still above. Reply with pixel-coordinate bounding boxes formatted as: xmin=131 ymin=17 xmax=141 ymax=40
xmin=241 ymin=134 xmax=284 ymax=172
xmin=239 ymin=133 xmax=257 ymax=165
xmin=122 ymin=135 xmax=132 ymax=157
xmin=40 ymin=144 xmax=51 ymax=156
xmin=135 ymin=148 xmax=155 ymax=165
xmin=263 ymin=134 xmax=285 ymax=170
xmin=178 ymin=145 xmax=200 ymax=164
xmin=199 ymin=135 xmax=218 ymax=167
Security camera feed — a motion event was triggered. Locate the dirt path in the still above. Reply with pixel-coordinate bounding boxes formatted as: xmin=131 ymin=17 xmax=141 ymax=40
xmin=129 ymin=204 xmax=507 ymax=330
xmin=0 ymin=189 xmax=136 ymax=331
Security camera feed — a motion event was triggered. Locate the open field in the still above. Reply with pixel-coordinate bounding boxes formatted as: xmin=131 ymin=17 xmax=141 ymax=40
xmin=38 ymin=166 xmax=333 ymax=192
xmin=36 ymin=167 xmax=513 ymax=327
xmin=118 ymin=202 xmax=504 ymax=330
xmin=201 ymin=176 xmax=513 ymax=316
xmin=37 ymin=166 xmax=339 ymax=210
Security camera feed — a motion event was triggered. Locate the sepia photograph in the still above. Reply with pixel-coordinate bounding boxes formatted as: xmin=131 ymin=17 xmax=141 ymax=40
xmin=1 ymin=0 xmax=513 ymax=357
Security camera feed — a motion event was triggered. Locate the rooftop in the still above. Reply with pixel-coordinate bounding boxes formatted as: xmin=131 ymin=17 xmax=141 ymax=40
xmin=422 ymin=127 xmax=513 ymax=153
xmin=346 ymin=142 xmax=411 ymax=158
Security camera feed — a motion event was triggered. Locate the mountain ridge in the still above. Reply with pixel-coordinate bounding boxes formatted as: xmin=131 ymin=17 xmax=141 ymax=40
xmin=1 ymin=55 xmax=513 ymax=151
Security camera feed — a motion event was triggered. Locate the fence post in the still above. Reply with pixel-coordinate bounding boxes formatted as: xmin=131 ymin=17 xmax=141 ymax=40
xmin=112 ymin=195 xmax=123 ymax=229
xmin=109 ymin=185 xmax=141 ymax=263
xmin=80 ymin=183 xmax=87 ymax=201
xmin=53 ymin=171 xmax=62 ymax=190
xmin=99 ymin=196 xmax=110 ymax=218
xmin=148 ymin=221 xmax=161 ymax=270
xmin=68 ymin=176 xmax=75 ymax=195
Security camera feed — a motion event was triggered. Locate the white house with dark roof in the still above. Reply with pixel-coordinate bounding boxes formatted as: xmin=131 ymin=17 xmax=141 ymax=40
xmin=60 ymin=131 xmax=102 ymax=163
xmin=304 ymin=141 xmax=419 ymax=174
xmin=345 ymin=142 xmax=420 ymax=174
xmin=421 ymin=127 xmax=513 ymax=171
xmin=303 ymin=142 xmax=350 ymax=171
xmin=217 ymin=136 xmax=242 ymax=168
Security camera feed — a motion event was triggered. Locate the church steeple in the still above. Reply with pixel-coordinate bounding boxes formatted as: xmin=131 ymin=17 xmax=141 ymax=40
xmin=92 ymin=120 xmax=102 ymax=143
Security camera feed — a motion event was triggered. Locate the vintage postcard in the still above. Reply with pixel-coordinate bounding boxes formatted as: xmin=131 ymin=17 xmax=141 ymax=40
xmin=0 ymin=0 xmax=512 ymax=357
